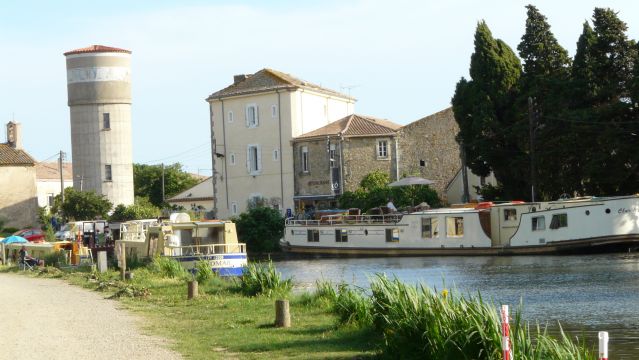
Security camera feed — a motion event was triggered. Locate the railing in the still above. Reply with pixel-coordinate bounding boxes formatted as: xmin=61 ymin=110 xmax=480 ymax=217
xmin=166 ymin=243 xmax=246 ymax=256
xmin=286 ymin=214 xmax=403 ymax=226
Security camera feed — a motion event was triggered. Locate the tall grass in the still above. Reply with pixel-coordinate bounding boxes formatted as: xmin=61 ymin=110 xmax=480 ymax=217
xmin=315 ymin=274 xmax=594 ymax=360
xmin=193 ymin=259 xmax=214 ymax=283
xmin=147 ymin=256 xmax=187 ymax=279
xmin=239 ymin=260 xmax=292 ymax=297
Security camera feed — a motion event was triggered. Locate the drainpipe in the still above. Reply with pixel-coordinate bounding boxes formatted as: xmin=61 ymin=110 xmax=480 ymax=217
xmin=277 ymin=91 xmax=284 ymax=214
xmin=221 ymin=100 xmax=230 ymax=213
xmin=394 ymin=136 xmax=399 ymax=181
xmin=209 ymin=102 xmax=218 ymax=218
xmin=339 ymin=133 xmax=345 ymax=193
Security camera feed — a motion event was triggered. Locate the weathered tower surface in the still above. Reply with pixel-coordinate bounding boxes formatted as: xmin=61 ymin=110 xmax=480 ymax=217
xmin=64 ymin=45 xmax=134 ymax=207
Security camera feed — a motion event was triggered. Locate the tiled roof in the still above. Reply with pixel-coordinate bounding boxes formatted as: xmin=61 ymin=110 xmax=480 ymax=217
xmin=206 ymin=68 xmax=354 ymax=101
xmin=64 ymin=45 xmax=131 ymax=56
xmin=0 ymin=144 xmax=35 ymax=166
xmin=295 ymin=114 xmax=401 ymax=140
xmin=35 ymin=162 xmax=73 ymax=180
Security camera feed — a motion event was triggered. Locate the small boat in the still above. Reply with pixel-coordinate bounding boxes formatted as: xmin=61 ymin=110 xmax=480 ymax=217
xmin=117 ymin=213 xmax=247 ymax=276
xmin=282 ymin=195 xmax=639 ymax=256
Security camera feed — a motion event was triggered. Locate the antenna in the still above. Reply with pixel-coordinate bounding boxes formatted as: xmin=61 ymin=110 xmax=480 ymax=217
xmin=339 ymin=84 xmax=360 ymax=97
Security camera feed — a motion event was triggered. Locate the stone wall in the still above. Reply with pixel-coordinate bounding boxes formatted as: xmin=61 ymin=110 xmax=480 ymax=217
xmin=342 ymin=136 xmax=396 ymax=192
xmin=398 ymin=107 xmax=461 ymax=203
xmin=293 ymin=138 xmax=334 ymax=196
xmin=0 ymin=166 xmax=38 ymax=228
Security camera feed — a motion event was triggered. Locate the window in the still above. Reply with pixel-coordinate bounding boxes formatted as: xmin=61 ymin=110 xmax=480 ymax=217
xmin=231 ymin=202 xmax=238 ymax=215
xmin=377 ymin=139 xmax=389 ymax=159
xmin=480 ymin=176 xmax=486 ymax=186
xmin=103 ymin=113 xmax=110 ymax=130
xmin=271 ymin=104 xmax=278 ymax=118
xmin=105 ymin=164 xmax=112 ymax=181
xmin=504 ymin=209 xmax=517 ymax=221
xmin=246 ymin=104 xmax=258 ymax=127
xmin=301 ymin=146 xmax=309 ymax=173
xmin=385 ymin=228 xmax=400 ymax=242
xmin=307 ymin=229 xmax=319 ymax=242
xmin=229 ymin=153 xmax=236 ymax=166
xmin=47 ymin=193 xmax=55 ymax=207
xmin=273 ymin=149 xmax=279 ymax=161
xmin=421 ymin=217 xmax=439 ymax=238
xmin=329 ymin=144 xmax=337 ymax=168
xmin=550 ymin=213 xmax=568 ymax=229
xmin=446 ymin=217 xmax=464 ymax=237
xmin=228 ymin=111 xmax=234 ymax=123
xmin=247 ymin=145 xmax=261 ymax=174
xmin=532 ymin=216 xmax=545 ymax=231
xmin=335 ymin=229 xmax=348 ymax=242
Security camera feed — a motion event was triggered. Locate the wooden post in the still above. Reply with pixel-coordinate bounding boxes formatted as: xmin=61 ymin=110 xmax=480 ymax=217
xmin=275 ymin=299 xmax=291 ymax=328
xmin=97 ymin=251 xmax=107 ymax=273
xmin=120 ymin=242 xmax=127 ymax=281
xmin=1 ymin=243 xmax=5 ymax=265
xmin=188 ymin=280 xmax=198 ymax=299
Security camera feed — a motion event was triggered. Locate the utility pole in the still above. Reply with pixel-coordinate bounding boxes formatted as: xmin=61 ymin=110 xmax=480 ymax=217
xmin=59 ymin=150 xmax=65 ymax=205
xmin=528 ymin=97 xmax=536 ymax=203
xmin=161 ymin=163 xmax=165 ymax=202
xmin=460 ymin=141 xmax=470 ymax=203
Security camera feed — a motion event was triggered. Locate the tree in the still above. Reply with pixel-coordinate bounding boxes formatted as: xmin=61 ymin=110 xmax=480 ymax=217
xmin=133 ymin=163 xmax=200 ymax=207
xmin=110 ymin=197 xmax=161 ymax=222
xmin=452 ymin=20 xmax=526 ymax=199
xmin=52 ymin=188 xmax=112 ymax=221
xmin=359 ymin=170 xmax=390 ymax=191
xmin=235 ymin=206 xmax=284 ymax=253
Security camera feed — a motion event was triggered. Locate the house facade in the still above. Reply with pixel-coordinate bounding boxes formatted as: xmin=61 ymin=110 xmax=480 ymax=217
xmin=35 ymin=162 xmax=73 ymax=209
xmin=0 ymin=122 xmax=38 ymax=229
xmin=292 ymin=114 xmax=401 ymax=210
xmin=166 ymin=176 xmax=215 ymax=213
xmin=207 ymin=69 xmax=355 ymax=219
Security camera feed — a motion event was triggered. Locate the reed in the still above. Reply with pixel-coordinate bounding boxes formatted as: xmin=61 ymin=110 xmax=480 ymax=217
xmin=238 ymin=260 xmax=292 ymax=297
xmin=147 ymin=256 xmax=187 ymax=279
xmin=332 ymin=283 xmax=373 ymax=327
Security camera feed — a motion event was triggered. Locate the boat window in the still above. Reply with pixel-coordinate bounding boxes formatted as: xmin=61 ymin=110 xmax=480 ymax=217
xmin=335 ymin=229 xmax=348 ymax=242
xmin=446 ymin=217 xmax=464 ymax=237
xmin=385 ymin=228 xmax=400 ymax=242
xmin=504 ymin=209 xmax=517 ymax=221
xmin=421 ymin=217 xmax=439 ymax=238
xmin=549 ymin=213 xmax=568 ymax=229
xmin=531 ymin=216 xmax=545 ymax=231
xmin=307 ymin=229 xmax=319 ymax=242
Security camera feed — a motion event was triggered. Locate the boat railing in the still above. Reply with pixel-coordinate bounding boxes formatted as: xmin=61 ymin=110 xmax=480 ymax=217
xmin=286 ymin=213 xmax=403 ymax=226
xmin=167 ymin=243 xmax=246 ymax=256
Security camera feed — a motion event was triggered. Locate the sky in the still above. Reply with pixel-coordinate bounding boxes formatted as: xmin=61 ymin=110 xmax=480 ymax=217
xmin=1 ymin=0 xmax=638 ymax=176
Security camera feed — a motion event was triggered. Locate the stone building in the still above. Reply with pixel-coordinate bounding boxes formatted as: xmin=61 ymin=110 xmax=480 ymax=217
xmin=0 ymin=122 xmax=38 ymax=228
xmin=35 ymin=162 xmax=73 ymax=210
xmin=207 ymin=68 xmax=355 ymax=219
xmin=292 ymin=114 xmax=401 ymax=210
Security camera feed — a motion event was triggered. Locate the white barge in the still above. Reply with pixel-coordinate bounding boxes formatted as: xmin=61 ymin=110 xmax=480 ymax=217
xmin=117 ymin=213 xmax=247 ymax=276
xmin=282 ymin=195 xmax=639 ymax=256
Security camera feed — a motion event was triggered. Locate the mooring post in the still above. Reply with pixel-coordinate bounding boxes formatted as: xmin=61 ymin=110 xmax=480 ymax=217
xmin=500 ymin=305 xmax=512 ymax=360
xmin=120 ymin=242 xmax=127 ymax=281
xmin=275 ymin=299 xmax=291 ymax=328
xmin=598 ymin=331 xmax=609 ymax=360
xmin=188 ymin=280 xmax=199 ymax=299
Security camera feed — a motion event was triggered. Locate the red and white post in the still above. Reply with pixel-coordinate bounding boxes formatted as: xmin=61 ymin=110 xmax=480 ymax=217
xmin=500 ymin=305 xmax=513 ymax=360
xmin=598 ymin=331 xmax=609 ymax=360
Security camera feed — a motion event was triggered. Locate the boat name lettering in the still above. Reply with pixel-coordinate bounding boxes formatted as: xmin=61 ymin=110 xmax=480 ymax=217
xmin=210 ymin=260 xmax=235 ymax=267
xmin=618 ymin=207 xmax=639 ymax=214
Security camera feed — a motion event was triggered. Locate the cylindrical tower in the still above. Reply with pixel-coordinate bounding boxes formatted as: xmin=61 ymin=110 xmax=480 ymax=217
xmin=64 ymin=45 xmax=134 ymax=207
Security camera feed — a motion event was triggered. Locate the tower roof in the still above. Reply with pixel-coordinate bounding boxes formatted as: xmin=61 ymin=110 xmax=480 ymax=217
xmin=64 ymin=45 xmax=131 ymax=56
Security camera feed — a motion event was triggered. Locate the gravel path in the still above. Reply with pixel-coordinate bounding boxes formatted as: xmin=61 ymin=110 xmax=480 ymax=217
xmin=0 ymin=273 xmax=182 ymax=360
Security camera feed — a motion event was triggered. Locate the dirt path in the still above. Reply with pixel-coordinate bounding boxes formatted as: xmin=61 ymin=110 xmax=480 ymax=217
xmin=0 ymin=273 xmax=181 ymax=360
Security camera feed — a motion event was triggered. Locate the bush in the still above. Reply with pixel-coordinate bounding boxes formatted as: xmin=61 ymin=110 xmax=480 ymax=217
xmin=194 ymin=259 xmax=214 ymax=283
xmin=239 ymin=261 xmax=292 ymax=297
xmin=148 ymin=256 xmax=187 ymax=279
xmin=42 ymin=251 xmax=68 ymax=268
xmin=235 ymin=207 xmax=284 ymax=253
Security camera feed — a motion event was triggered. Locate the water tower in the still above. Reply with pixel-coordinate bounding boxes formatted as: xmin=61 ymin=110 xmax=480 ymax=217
xmin=64 ymin=45 xmax=134 ymax=207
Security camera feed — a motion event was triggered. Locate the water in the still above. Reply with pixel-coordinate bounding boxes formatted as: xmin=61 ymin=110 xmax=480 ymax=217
xmin=276 ymin=253 xmax=639 ymax=358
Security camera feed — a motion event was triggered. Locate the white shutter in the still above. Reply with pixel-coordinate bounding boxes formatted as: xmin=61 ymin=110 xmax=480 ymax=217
xmin=255 ymin=105 xmax=259 ymax=126
xmin=246 ymin=146 xmax=251 ymax=173
xmin=245 ymin=107 xmax=250 ymax=127
xmin=256 ymin=144 xmax=262 ymax=172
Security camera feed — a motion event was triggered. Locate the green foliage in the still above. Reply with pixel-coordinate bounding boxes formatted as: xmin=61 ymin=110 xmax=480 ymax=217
xmin=52 ymin=187 xmax=112 ymax=221
xmin=194 ymin=259 xmax=214 ymax=283
xmin=359 ymin=170 xmax=390 ymax=191
xmin=42 ymin=251 xmax=68 ymax=268
xmin=133 ymin=163 xmax=200 ymax=207
xmin=238 ymin=261 xmax=292 ymax=297
xmin=235 ymin=206 xmax=284 ymax=253
xmin=333 ymin=284 xmax=373 ymax=327
xmin=110 ymin=197 xmax=161 ymax=222
xmin=148 ymin=256 xmax=187 ymax=279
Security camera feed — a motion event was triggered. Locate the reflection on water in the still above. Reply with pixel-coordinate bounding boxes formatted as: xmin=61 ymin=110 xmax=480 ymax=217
xmin=276 ymin=253 xmax=639 ymax=358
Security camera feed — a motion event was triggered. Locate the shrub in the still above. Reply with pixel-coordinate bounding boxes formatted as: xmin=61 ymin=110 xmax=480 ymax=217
xmin=148 ymin=256 xmax=187 ymax=279
xmin=194 ymin=259 xmax=214 ymax=283
xmin=239 ymin=261 xmax=292 ymax=297
xmin=235 ymin=207 xmax=284 ymax=253
xmin=42 ymin=251 xmax=68 ymax=268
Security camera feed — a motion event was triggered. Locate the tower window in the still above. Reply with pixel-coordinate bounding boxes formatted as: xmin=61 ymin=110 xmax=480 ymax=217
xmin=103 ymin=113 xmax=110 ymax=130
xmin=105 ymin=165 xmax=112 ymax=181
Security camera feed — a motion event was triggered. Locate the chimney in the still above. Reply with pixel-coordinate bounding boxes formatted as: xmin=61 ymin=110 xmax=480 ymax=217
xmin=233 ymin=74 xmax=249 ymax=84
xmin=6 ymin=121 xmax=22 ymax=149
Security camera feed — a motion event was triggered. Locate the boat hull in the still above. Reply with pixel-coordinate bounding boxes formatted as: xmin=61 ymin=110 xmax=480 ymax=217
xmin=282 ymin=234 xmax=639 ymax=257
xmin=169 ymin=253 xmax=248 ymax=276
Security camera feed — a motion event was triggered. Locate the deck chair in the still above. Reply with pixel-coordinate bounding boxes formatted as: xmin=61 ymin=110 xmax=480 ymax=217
xmin=19 ymin=257 xmax=35 ymax=271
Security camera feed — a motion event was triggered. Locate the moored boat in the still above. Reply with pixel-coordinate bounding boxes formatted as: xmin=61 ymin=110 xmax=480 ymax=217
xmin=116 ymin=213 xmax=247 ymax=276
xmin=282 ymin=195 xmax=639 ymax=256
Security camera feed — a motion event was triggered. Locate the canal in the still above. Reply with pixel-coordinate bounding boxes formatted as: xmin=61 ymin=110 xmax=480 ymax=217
xmin=276 ymin=253 xmax=639 ymax=358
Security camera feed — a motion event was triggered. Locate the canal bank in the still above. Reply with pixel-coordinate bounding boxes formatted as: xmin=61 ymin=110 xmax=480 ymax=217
xmin=275 ymin=253 xmax=639 ymax=358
